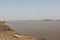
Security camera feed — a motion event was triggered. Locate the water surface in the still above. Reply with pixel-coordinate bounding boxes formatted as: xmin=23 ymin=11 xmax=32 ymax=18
xmin=6 ymin=21 xmax=60 ymax=40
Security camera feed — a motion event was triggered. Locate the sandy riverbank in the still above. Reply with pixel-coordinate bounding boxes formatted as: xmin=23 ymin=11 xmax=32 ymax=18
xmin=0 ymin=21 xmax=37 ymax=40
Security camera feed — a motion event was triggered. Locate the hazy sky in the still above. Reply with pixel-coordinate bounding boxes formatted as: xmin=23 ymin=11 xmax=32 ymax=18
xmin=0 ymin=0 xmax=60 ymax=20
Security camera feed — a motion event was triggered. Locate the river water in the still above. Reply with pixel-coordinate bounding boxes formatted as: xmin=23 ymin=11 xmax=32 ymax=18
xmin=6 ymin=21 xmax=60 ymax=40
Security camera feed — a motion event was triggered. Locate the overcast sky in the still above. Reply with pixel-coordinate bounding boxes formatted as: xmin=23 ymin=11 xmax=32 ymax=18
xmin=0 ymin=0 xmax=60 ymax=20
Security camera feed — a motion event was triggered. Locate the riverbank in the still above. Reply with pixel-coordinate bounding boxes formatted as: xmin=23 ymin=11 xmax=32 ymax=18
xmin=0 ymin=21 xmax=37 ymax=40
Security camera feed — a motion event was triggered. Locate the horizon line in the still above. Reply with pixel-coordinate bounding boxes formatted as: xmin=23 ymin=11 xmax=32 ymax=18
xmin=0 ymin=19 xmax=60 ymax=21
